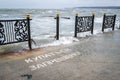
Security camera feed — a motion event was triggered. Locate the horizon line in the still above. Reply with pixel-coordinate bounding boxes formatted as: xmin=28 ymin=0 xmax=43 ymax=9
xmin=0 ymin=6 xmax=120 ymax=9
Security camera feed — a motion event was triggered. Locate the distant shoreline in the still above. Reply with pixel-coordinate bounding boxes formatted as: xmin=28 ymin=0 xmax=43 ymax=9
xmin=0 ymin=6 xmax=120 ymax=9
xmin=75 ymin=6 xmax=120 ymax=9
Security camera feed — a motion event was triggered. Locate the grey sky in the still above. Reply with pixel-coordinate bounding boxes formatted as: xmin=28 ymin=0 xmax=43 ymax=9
xmin=0 ymin=0 xmax=120 ymax=9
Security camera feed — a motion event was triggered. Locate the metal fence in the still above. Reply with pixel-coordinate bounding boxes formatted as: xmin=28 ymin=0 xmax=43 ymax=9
xmin=0 ymin=13 xmax=118 ymax=51
xmin=102 ymin=14 xmax=116 ymax=32
xmin=0 ymin=14 xmax=32 ymax=50
xmin=74 ymin=13 xmax=95 ymax=37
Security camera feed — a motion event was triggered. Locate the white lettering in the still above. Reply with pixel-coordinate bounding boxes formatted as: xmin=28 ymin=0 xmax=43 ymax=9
xmin=28 ymin=52 xmax=81 ymax=71
xmin=25 ymin=58 xmax=33 ymax=63
xmin=44 ymin=54 xmax=52 ymax=58
xmin=32 ymin=57 xmax=38 ymax=62
xmin=29 ymin=65 xmax=37 ymax=71
xmin=37 ymin=63 xmax=47 ymax=69
xmin=37 ymin=56 xmax=43 ymax=60
xmin=45 ymin=61 xmax=53 ymax=65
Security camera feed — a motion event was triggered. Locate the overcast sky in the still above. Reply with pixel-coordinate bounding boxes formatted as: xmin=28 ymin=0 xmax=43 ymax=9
xmin=0 ymin=0 xmax=120 ymax=9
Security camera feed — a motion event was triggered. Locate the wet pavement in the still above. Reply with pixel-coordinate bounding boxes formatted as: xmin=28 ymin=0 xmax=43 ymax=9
xmin=0 ymin=30 xmax=120 ymax=80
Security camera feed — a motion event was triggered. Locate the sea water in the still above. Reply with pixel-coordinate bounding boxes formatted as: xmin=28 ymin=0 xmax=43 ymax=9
xmin=0 ymin=8 xmax=120 ymax=52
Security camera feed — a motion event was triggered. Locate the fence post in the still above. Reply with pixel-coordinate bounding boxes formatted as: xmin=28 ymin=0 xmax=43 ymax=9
xmin=102 ymin=13 xmax=106 ymax=32
xmin=112 ymin=15 xmax=116 ymax=31
xmin=91 ymin=13 xmax=95 ymax=34
xmin=26 ymin=14 xmax=32 ymax=50
xmin=56 ymin=13 xmax=59 ymax=40
xmin=119 ymin=23 xmax=120 ymax=29
xmin=74 ymin=13 xmax=78 ymax=37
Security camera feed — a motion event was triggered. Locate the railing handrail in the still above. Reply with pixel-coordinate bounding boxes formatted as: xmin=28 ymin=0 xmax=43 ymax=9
xmin=77 ymin=16 xmax=93 ymax=18
xmin=0 ymin=19 xmax=32 ymax=22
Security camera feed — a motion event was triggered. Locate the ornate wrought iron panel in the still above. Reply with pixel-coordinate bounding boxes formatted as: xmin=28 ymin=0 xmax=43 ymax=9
xmin=14 ymin=20 xmax=28 ymax=41
xmin=102 ymin=15 xmax=116 ymax=32
xmin=0 ymin=22 xmax=5 ymax=44
xmin=76 ymin=16 xmax=94 ymax=33
xmin=103 ymin=15 xmax=116 ymax=28
xmin=0 ymin=19 xmax=29 ymax=45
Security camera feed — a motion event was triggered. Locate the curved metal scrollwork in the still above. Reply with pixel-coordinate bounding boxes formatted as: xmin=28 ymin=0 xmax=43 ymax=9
xmin=77 ymin=16 xmax=94 ymax=33
xmin=102 ymin=15 xmax=116 ymax=32
xmin=0 ymin=22 xmax=5 ymax=44
xmin=14 ymin=20 xmax=28 ymax=41
xmin=104 ymin=16 xmax=115 ymax=28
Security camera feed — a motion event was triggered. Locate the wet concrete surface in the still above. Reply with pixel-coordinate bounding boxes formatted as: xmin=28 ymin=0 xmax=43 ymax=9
xmin=0 ymin=30 xmax=120 ymax=80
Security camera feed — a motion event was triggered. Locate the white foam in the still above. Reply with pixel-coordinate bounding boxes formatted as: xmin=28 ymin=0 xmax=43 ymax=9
xmin=47 ymin=10 xmax=53 ymax=13
xmin=40 ymin=37 xmax=79 ymax=47
xmin=33 ymin=28 xmax=115 ymax=48
xmin=77 ymin=32 xmax=91 ymax=37
xmin=94 ymin=29 xmax=103 ymax=35
xmin=115 ymin=20 xmax=120 ymax=29
xmin=95 ymin=17 xmax=103 ymax=23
